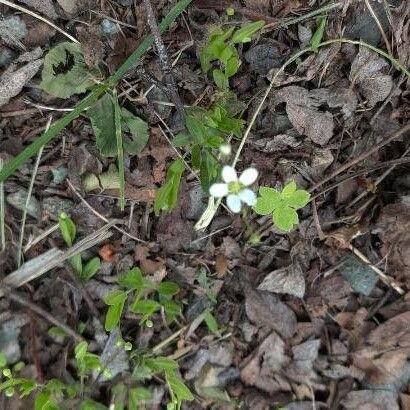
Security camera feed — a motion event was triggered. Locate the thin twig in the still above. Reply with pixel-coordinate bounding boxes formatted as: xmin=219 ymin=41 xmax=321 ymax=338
xmin=0 ymin=0 xmax=79 ymax=44
xmin=66 ymin=179 xmax=147 ymax=244
xmin=7 ymin=289 xmax=84 ymax=342
xmin=309 ymin=123 xmax=410 ymax=193
xmin=142 ymin=0 xmax=185 ymax=121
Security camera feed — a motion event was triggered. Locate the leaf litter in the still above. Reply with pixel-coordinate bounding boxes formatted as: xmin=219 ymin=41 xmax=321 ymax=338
xmin=1 ymin=0 xmax=410 ymax=408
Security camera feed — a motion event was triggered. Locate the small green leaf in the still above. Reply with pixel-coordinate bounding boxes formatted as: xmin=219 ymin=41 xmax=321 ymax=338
xmin=69 ymin=254 xmax=83 ymax=276
xmin=199 ymin=149 xmax=220 ymax=191
xmin=272 ymin=206 xmax=299 ymax=232
xmin=225 ymin=56 xmax=240 ymax=77
xmin=172 ymin=132 xmax=191 ymax=147
xmin=310 ymin=17 xmax=326 ymax=52
xmin=281 ymin=181 xmax=297 ymax=197
xmin=145 ymin=357 xmax=179 ymax=372
xmin=130 ymin=299 xmax=161 ymax=315
xmin=253 ymin=187 xmax=281 ymax=215
xmin=74 ymin=341 xmax=88 ymax=360
xmin=118 ymin=267 xmax=144 ymax=290
xmin=156 ymin=281 xmax=180 ymax=296
xmin=284 ymin=189 xmax=310 ymax=209
xmin=0 ymin=353 xmax=7 ymax=368
xmin=213 ymin=69 xmax=228 ymax=89
xmin=203 ymin=310 xmax=219 ymax=334
xmin=121 ymin=108 xmax=149 ymax=154
xmin=166 ymin=371 xmax=194 ymax=402
xmin=81 ymin=257 xmax=101 ymax=281
xmin=48 ymin=326 xmax=68 ymax=338
xmin=128 ymin=387 xmax=151 ymax=408
xmin=58 ymin=212 xmax=76 ymax=247
xmin=161 ymin=300 xmax=181 ymax=318
xmin=186 ymin=115 xmax=206 ymax=144
xmin=154 ymin=158 xmax=185 ymax=215
xmin=40 ymin=42 xmax=96 ymax=99
xmin=19 ymin=379 xmax=37 ymax=397
xmin=104 ymin=290 xmax=128 ymax=306
xmin=105 ymin=302 xmax=125 ymax=331
xmin=231 ymin=21 xmax=264 ymax=44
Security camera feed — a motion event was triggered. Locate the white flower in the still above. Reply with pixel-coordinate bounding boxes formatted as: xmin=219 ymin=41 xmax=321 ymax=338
xmin=209 ymin=165 xmax=258 ymax=213
xmin=219 ymin=143 xmax=232 ymax=155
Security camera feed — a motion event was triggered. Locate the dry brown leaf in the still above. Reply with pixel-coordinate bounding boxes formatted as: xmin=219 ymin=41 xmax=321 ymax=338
xmin=257 ymin=262 xmax=305 ymax=298
xmin=350 ymin=47 xmax=393 ymax=107
xmin=0 ymin=59 xmax=43 ymax=107
xmin=135 ymin=245 xmax=164 ymax=275
xmin=341 ymin=390 xmax=399 ymax=410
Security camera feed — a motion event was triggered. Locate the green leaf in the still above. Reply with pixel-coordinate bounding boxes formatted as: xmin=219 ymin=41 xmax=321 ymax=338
xmin=154 ymin=158 xmax=185 ymax=215
xmin=310 ymin=17 xmax=326 ymax=52
xmin=284 ymin=188 xmax=310 ymax=209
xmin=172 ymin=132 xmax=191 ymax=147
xmin=281 ymin=180 xmax=297 ymax=197
xmin=81 ymin=257 xmax=101 ymax=281
xmin=166 ymin=371 xmax=194 ymax=402
xmin=203 ymin=310 xmax=219 ymax=334
xmin=199 ymin=149 xmax=220 ymax=191
xmin=48 ymin=326 xmax=68 ymax=338
xmin=145 ymin=357 xmax=179 ymax=372
xmin=129 ymin=387 xmax=151 ymax=408
xmin=121 ymin=108 xmax=149 ymax=154
xmin=156 ymin=281 xmax=180 ymax=296
xmin=272 ymin=205 xmax=299 ymax=232
xmin=19 ymin=379 xmax=37 ymax=397
xmin=69 ymin=254 xmax=83 ymax=276
xmin=40 ymin=42 xmax=96 ymax=99
xmin=212 ymin=69 xmax=228 ymax=89
xmin=104 ymin=290 xmax=128 ymax=306
xmin=35 ymin=390 xmax=59 ymax=410
xmin=225 ymin=56 xmax=240 ymax=77
xmin=88 ymin=94 xmax=116 ymax=157
xmin=58 ymin=212 xmax=76 ymax=247
xmin=161 ymin=300 xmax=181 ymax=318
xmin=186 ymin=115 xmax=206 ymax=144
xmin=253 ymin=187 xmax=281 ymax=215
xmin=231 ymin=21 xmax=264 ymax=44
xmin=75 ymin=341 xmax=88 ymax=360
xmin=130 ymin=299 xmax=161 ymax=315
xmin=105 ymin=302 xmax=125 ymax=331
xmin=118 ymin=267 xmax=144 ymax=290
xmin=0 ymin=353 xmax=7 ymax=368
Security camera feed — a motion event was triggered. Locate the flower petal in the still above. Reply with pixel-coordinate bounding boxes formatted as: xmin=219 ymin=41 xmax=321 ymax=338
xmin=209 ymin=183 xmax=228 ymax=198
xmin=239 ymin=167 xmax=258 ymax=186
xmin=226 ymin=194 xmax=242 ymax=213
xmin=222 ymin=166 xmax=238 ymax=183
xmin=239 ymin=188 xmax=257 ymax=206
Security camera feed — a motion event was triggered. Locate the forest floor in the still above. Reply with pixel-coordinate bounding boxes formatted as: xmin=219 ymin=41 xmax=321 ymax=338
xmin=0 ymin=0 xmax=410 ymax=409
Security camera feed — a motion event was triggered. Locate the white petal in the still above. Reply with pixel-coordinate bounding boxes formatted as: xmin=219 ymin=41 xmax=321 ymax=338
xmin=222 ymin=166 xmax=238 ymax=183
xmin=226 ymin=194 xmax=242 ymax=213
xmin=239 ymin=188 xmax=257 ymax=206
xmin=239 ymin=167 xmax=258 ymax=186
xmin=209 ymin=183 xmax=228 ymax=198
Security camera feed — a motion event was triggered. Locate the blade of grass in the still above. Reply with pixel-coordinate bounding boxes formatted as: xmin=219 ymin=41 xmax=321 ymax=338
xmin=0 ymin=0 xmax=193 ymax=183
xmin=0 ymin=157 xmax=5 ymax=251
xmin=111 ymin=91 xmax=125 ymax=211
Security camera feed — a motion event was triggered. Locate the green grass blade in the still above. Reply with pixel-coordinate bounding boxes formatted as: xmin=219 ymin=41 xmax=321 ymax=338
xmin=111 ymin=91 xmax=125 ymax=211
xmin=0 ymin=0 xmax=193 ymax=183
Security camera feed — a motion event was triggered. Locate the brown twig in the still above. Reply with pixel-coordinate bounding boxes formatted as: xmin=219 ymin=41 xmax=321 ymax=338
xmin=7 ymin=289 xmax=84 ymax=342
xmin=142 ymin=0 xmax=185 ymax=122
xmin=309 ymin=123 xmax=410 ymax=193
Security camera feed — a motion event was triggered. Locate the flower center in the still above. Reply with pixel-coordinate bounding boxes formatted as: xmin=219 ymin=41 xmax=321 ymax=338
xmin=228 ymin=181 xmax=243 ymax=194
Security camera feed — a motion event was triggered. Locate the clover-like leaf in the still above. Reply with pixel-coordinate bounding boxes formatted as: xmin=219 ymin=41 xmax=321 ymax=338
xmin=272 ymin=205 xmax=299 ymax=232
xmin=118 ymin=267 xmax=144 ymax=290
xmin=254 ymin=187 xmax=281 ymax=215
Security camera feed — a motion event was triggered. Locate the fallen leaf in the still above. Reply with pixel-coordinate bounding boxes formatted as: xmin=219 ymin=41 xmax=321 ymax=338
xmin=134 ymin=245 xmax=164 ymax=275
xmin=341 ymin=390 xmax=399 ymax=410
xmin=240 ymin=332 xmax=291 ymax=394
xmin=0 ymin=60 xmax=43 ymax=107
xmin=257 ymin=262 xmax=305 ymax=298
xmin=350 ymin=46 xmax=393 ymax=107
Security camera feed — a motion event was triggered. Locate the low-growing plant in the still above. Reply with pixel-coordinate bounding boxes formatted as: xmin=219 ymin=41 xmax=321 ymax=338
xmin=58 ymin=212 xmax=101 ymax=280
xmin=104 ymin=267 xmax=181 ymax=331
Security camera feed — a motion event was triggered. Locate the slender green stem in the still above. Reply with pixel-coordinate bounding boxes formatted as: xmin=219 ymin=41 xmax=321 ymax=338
xmin=0 ymin=0 xmax=193 ymax=183
xmin=0 ymin=157 xmax=4 ymax=251
xmin=112 ymin=91 xmax=125 ymax=211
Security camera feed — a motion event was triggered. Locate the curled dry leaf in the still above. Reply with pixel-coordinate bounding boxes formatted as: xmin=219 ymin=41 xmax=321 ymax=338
xmin=0 ymin=59 xmax=43 ymax=107
xmin=257 ymin=262 xmax=305 ymax=298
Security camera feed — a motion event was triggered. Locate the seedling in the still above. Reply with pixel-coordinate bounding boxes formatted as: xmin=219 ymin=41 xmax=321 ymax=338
xmin=104 ymin=267 xmax=181 ymax=331
xmin=58 ymin=213 xmax=101 ymax=280
xmin=254 ymin=181 xmax=310 ymax=231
